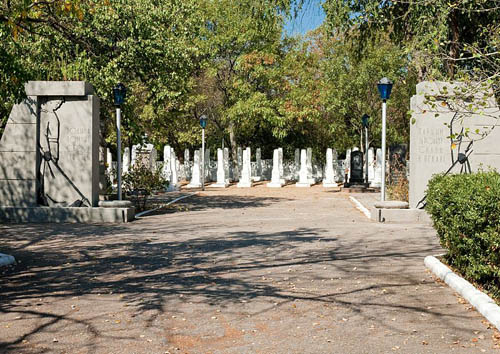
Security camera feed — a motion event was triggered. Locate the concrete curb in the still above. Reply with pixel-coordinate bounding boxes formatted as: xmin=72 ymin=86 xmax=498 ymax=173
xmin=349 ymin=196 xmax=371 ymax=219
xmin=424 ymin=255 xmax=500 ymax=331
xmin=0 ymin=253 xmax=16 ymax=267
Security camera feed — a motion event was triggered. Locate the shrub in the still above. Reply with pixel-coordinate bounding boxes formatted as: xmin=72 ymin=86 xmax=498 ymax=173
xmin=122 ymin=158 xmax=167 ymax=211
xmin=425 ymin=171 xmax=500 ymax=299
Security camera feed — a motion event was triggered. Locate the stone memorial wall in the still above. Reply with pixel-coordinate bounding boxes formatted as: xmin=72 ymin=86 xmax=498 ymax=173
xmin=409 ymin=81 xmax=500 ymax=207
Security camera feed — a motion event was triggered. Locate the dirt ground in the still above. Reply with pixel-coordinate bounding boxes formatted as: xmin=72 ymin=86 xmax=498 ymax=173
xmin=1 ymin=184 xmax=499 ymax=353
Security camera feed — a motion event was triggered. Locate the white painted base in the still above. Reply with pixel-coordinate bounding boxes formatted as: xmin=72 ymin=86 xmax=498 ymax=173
xmin=308 ymin=178 xmax=316 ymax=184
xmin=296 ymin=182 xmax=311 ymax=188
xmin=237 ymin=181 xmax=253 ymax=188
xmin=267 ymin=182 xmax=283 ymax=188
xmin=210 ymin=182 xmax=229 ymax=188
xmin=323 ymin=182 xmax=338 ymax=188
xmin=280 ymin=178 xmax=286 ymax=184
xmin=185 ymin=183 xmax=202 ymax=188
xmin=252 ymin=176 xmax=261 ymax=182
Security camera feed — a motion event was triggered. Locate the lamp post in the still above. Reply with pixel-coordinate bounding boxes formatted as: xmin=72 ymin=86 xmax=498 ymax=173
xmin=377 ymin=77 xmax=393 ymax=201
xmin=362 ymin=114 xmax=370 ymax=186
xmin=113 ymin=83 xmax=126 ymax=200
xmin=199 ymin=115 xmax=207 ymax=191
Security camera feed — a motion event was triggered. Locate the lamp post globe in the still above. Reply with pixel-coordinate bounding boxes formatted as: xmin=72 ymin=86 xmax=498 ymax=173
xmin=377 ymin=77 xmax=393 ymax=101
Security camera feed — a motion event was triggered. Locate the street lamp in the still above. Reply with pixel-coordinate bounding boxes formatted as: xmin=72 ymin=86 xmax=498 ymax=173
xmin=113 ymin=83 xmax=126 ymax=200
xmin=362 ymin=114 xmax=370 ymax=186
xmin=199 ymin=115 xmax=207 ymax=191
xmin=377 ymin=77 xmax=393 ymax=201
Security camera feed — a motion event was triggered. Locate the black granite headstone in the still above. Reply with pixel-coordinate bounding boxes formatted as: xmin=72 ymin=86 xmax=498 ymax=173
xmin=349 ymin=151 xmax=364 ymax=184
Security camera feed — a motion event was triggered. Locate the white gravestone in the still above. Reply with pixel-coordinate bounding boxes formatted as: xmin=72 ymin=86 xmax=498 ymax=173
xmin=371 ymin=148 xmax=382 ymax=188
xmin=307 ymin=147 xmax=315 ymax=184
xmin=237 ymin=147 xmax=253 ymax=188
xmin=345 ymin=149 xmax=351 ymax=183
xmin=211 ymin=148 xmax=229 ymax=188
xmin=294 ymin=148 xmax=300 ymax=180
xmin=169 ymin=147 xmax=179 ymax=191
xmin=186 ymin=150 xmax=202 ymax=188
xmin=204 ymin=148 xmax=211 ymax=181
xmin=367 ymin=147 xmax=375 ymax=184
xmin=223 ymin=148 xmax=230 ymax=183
xmin=122 ymin=147 xmax=130 ymax=174
xmin=162 ymin=145 xmax=172 ymax=181
xmin=184 ymin=149 xmax=190 ymax=181
xmin=278 ymin=147 xmax=285 ymax=184
xmin=131 ymin=143 xmax=156 ymax=171
xmin=267 ymin=149 xmax=284 ymax=187
xmin=323 ymin=148 xmax=338 ymax=187
xmin=332 ymin=149 xmax=342 ymax=182
xmin=296 ymin=149 xmax=311 ymax=187
xmin=106 ymin=148 xmax=113 ymax=179
xmin=254 ymin=148 xmax=262 ymax=181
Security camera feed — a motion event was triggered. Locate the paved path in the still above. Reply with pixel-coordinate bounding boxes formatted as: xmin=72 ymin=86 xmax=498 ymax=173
xmin=1 ymin=186 xmax=498 ymax=353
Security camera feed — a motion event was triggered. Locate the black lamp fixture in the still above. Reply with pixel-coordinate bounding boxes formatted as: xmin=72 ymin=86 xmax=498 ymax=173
xmin=377 ymin=77 xmax=393 ymax=101
xmin=113 ymin=83 xmax=127 ymax=107
xmin=362 ymin=114 xmax=370 ymax=128
xmin=199 ymin=115 xmax=207 ymax=129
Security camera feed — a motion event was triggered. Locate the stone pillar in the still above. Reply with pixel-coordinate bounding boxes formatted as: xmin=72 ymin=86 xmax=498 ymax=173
xmin=278 ymin=147 xmax=285 ymax=184
xmin=345 ymin=148 xmax=352 ymax=183
xmin=204 ymin=148 xmax=211 ymax=181
xmin=186 ymin=150 xmax=202 ymax=188
xmin=150 ymin=148 xmax=158 ymax=172
xmin=307 ymin=147 xmax=315 ymax=184
xmin=184 ymin=149 xmax=190 ymax=181
xmin=106 ymin=148 xmax=113 ymax=179
xmin=296 ymin=149 xmax=311 ymax=187
xmin=294 ymin=148 xmax=300 ymax=180
xmin=211 ymin=148 xmax=228 ymax=187
xmin=254 ymin=148 xmax=262 ymax=182
xmin=169 ymin=147 xmax=179 ymax=191
xmin=235 ymin=146 xmax=243 ymax=182
xmin=323 ymin=148 xmax=338 ymax=187
xmin=223 ymin=148 xmax=230 ymax=183
xmin=237 ymin=147 xmax=253 ymax=188
xmin=123 ymin=147 xmax=130 ymax=174
xmin=371 ymin=148 xmax=382 ymax=187
xmin=368 ymin=147 xmax=375 ymax=184
xmin=267 ymin=149 xmax=283 ymax=188
xmin=162 ymin=145 xmax=172 ymax=181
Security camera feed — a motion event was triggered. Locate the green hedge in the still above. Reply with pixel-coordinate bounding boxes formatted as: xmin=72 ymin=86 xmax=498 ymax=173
xmin=425 ymin=171 xmax=500 ymax=299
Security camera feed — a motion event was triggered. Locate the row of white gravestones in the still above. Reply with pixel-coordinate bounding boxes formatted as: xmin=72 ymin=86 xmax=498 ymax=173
xmin=107 ymin=144 xmax=381 ymax=190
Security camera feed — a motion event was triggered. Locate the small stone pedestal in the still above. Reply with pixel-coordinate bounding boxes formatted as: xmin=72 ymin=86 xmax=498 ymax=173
xmin=371 ymin=200 xmax=430 ymax=224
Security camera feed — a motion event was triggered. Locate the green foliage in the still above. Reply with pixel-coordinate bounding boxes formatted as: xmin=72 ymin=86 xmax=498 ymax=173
xmin=122 ymin=158 xmax=167 ymax=212
xmin=425 ymin=171 xmax=500 ymax=299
